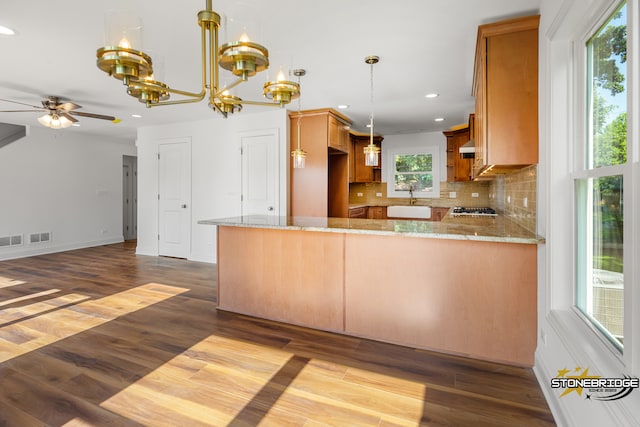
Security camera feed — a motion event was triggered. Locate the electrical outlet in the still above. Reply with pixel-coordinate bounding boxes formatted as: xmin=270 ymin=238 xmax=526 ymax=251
xmin=523 ymin=197 xmax=528 ymax=208
xmin=507 ymin=195 xmax=511 ymax=204
xmin=449 ymin=192 xmax=456 ymax=198
xmin=472 ymin=192 xmax=479 ymax=198
xmin=357 ymin=192 xmax=363 ymax=197
xmin=376 ymin=192 xmax=382 ymax=197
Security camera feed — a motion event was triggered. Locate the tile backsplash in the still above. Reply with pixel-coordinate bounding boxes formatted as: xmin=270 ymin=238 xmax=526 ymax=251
xmin=490 ymin=165 xmax=537 ymax=233
xmin=349 ymin=181 xmax=491 ymax=208
xmin=349 ymin=164 xmax=537 ymax=233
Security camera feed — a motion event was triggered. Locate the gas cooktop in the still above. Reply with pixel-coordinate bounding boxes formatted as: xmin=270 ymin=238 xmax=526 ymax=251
xmin=451 ymin=207 xmax=498 ymax=217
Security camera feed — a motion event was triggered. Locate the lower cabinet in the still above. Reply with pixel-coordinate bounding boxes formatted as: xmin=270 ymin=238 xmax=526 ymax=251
xmin=348 ymin=206 xmax=368 ymax=218
xmin=367 ymin=206 xmax=387 ymax=219
xmin=430 ymin=207 xmax=450 ymax=221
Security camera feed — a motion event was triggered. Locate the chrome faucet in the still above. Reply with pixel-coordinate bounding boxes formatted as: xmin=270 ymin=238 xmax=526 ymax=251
xmin=409 ymin=184 xmax=416 ymax=205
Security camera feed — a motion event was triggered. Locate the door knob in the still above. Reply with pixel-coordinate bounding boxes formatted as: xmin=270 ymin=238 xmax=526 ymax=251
xmin=181 ymin=204 xmax=187 ymax=208
xmin=267 ymin=206 xmax=274 ymax=211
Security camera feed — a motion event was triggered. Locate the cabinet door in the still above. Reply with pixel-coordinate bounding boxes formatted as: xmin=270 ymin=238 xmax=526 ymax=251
xmin=353 ymin=138 xmax=383 ymax=182
xmin=485 ymin=29 xmax=538 ymax=166
xmin=354 ymin=140 xmax=374 ymax=182
xmin=328 ymin=116 xmax=348 ymax=152
xmin=367 ymin=206 xmax=387 ymax=219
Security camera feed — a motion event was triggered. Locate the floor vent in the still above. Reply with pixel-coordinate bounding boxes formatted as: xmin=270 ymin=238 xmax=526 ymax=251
xmin=30 ymin=232 xmax=51 ymax=244
xmin=0 ymin=235 xmax=23 ymax=247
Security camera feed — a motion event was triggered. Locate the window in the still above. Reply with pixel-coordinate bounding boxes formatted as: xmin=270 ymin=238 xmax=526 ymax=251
xmin=386 ymin=146 xmax=440 ymax=198
xmin=576 ymin=1 xmax=627 ymax=349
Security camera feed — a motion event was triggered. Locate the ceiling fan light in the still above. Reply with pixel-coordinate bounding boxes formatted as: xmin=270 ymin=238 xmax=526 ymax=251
xmin=37 ymin=114 xmax=52 ymax=127
xmin=38 ymin=113 xmax=72 ymax=129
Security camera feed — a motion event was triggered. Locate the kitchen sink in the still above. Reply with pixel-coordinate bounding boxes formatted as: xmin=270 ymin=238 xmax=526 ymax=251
xmin=386 ymin=205 xmax=431 ymax=219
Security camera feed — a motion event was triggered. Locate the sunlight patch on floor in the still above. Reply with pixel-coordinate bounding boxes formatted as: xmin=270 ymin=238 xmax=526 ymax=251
xmin=0 ymin=283 xmax=187 ymax=364
xmin=0 ymin=275 xmax=26 ymax=289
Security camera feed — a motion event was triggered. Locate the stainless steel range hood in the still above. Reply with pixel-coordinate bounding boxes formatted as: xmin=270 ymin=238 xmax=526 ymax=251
xmin=459 ymin=139 xmax=475 ymax=158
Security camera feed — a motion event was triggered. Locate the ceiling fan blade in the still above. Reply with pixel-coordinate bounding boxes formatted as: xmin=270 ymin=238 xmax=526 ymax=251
xmin=61 ymin=112 xmax=78 ymax=123
xmin=56 ymin=102 xmax=81 ymax=111
xmin=0 ymin=98 xmax=43 ymax=109
xmin=0 ymin=109 xmax=47 ymax=113
xmin=69 ymin=111 xmax=116 ymax=121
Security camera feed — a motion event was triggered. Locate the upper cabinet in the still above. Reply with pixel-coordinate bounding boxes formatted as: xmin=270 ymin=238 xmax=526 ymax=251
xmin=473 ymin=15 xmax=539 ymax=178
xmin=328 ymin=115 xmax=350 ymax=153
xmin=289 ymin=108 xmax=352 ymax=218
xmin=443 ymin=122 xmax=472 ymax=182
xmin=350 ymin=131 xmax=384 ymax=183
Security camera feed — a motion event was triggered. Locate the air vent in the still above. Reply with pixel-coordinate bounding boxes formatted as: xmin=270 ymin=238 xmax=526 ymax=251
xmin=30 ymin=232 xmax=51 ymax=244
xmin=0 ymin=235 xmax=23 ymax=247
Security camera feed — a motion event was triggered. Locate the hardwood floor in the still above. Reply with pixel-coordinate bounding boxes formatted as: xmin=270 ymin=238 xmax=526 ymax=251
xmin=0 ymin=242 xmax=556 ymax=426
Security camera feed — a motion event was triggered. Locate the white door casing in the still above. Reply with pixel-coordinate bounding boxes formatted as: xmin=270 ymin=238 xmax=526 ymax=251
xmin=241 ymin=129 xmax=279 ymax=217
xmin=158 ymin=140 xmax=191 ymax=258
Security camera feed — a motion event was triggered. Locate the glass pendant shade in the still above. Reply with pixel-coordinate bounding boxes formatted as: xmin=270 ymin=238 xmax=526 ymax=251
xmin=292 ymin=149 xmax=307 ymax=169
xmin=364 ymin=144 xmax=380 ymax=166
xmin=104 ymin=10 xmax=143 ymax=50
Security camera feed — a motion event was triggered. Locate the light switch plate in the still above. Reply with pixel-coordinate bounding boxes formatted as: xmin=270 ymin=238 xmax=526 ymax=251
xmin=357 ymin=192 xmax=363 ymax=197
xmin=472 ymin=192 xmax=479 ymax=198
xmin=449 ymin=192 xmax=456 ymax=198
xmin=376 ymin=192 xmax=382 ymax=197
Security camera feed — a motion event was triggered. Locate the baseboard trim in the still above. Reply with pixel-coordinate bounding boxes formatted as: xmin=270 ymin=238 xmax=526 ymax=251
xmin=0 ymin=237 xmax=124 ymax=261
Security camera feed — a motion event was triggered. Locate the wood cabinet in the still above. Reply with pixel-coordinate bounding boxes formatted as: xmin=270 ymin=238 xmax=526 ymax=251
xmin=472 ymin=15 xmax=539 ymax=178
xmin=328 ymin=115 xmax=350 ymax=152
xmin=350 ymin=131 xmax=384 ymax=183
xmin=430 ymin=207 xmax=449 ymax=221
xmin=348 ymin=206 xmax=368 ymax=218
xmin=290 ymin=108 xmax=352 ymax=217
xmin=367 ymin=206 xmax=387 ymax=219
xmin=443 ymin=125 xmax=472 ymax=182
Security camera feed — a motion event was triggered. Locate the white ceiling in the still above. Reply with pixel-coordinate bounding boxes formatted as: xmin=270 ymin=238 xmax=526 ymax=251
xmin=0 ymin=0 xmax=540 ymax=141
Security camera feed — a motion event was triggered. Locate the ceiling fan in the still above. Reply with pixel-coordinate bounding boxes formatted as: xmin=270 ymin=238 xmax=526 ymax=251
xmin=0 ymin=96 xmax=118 ymax=129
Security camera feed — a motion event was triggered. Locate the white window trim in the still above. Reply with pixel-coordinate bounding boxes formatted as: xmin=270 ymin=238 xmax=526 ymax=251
xmin=535 ymin=0 xmax=640 ymax=425
xmin=385 ymin=145 xmax=440 ymax=198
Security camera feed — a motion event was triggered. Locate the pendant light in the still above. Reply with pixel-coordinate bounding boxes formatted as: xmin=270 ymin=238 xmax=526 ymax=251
xmin=364 ymin=55 xmax=380 ymax=166
xmin=291 ymin=69 xmax=307 ymax=168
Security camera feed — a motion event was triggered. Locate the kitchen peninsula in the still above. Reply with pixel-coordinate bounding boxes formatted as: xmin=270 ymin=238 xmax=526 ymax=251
xmin=200 ymin=213 xmax=544 ymax=367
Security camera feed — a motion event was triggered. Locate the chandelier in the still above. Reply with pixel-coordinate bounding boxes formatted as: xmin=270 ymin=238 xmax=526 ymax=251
xmin=96 ymin=0 xmax=300 ymax=117
xmin=363 ymin=55 xmax=380 ymax=166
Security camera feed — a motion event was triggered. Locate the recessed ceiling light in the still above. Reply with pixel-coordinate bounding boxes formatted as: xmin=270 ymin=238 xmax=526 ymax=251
xmin=425 ymin=93 xmax=439 ymax=99
xmin=71 ymin=123 xmax=80 ymax=127
xmin=131 ymin=114 xmax=142 ymax=118
xmin=434 ymin=117 xmax=445 ymax=122
xmin=0 ymin=25 xmax=16 ymax=36
xmin=337 ymin=105 xmax=349 ymax=109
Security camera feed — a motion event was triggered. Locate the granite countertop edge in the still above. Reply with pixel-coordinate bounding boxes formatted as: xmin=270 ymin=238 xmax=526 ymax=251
xmin=199 ymin=214 xmax=545 ymax=245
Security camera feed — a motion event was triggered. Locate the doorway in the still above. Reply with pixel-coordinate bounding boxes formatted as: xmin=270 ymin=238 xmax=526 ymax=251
xmin=122 ymin=155 xmax=138 ymax=241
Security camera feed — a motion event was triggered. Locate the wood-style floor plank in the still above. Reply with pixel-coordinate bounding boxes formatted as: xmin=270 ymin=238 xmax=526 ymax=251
xmin=0 ymin=242 xmax=556 ymax=426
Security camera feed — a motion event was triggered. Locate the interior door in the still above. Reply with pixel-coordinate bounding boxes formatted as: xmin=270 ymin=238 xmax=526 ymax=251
xmin=241 ymin=130 xmax=279 ymax=217
xmin=158 ymin=140 xmax=191 ymax=258
xmin=122 ymin=155 xmax=137 ymax=241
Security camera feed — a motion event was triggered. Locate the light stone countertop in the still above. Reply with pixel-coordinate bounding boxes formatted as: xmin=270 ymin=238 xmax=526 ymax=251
xmin=199 ymin=212 xmax=545 ymax=245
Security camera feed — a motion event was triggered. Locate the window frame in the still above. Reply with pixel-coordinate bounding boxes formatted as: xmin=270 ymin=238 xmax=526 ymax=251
xmin=386 ymin=145 xmax=440 ymax=199
xmin=571 ymin=0 xmax=632 ymax=356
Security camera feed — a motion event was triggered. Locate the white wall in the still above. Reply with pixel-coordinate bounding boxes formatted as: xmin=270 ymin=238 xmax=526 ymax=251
xmin=0 ymin=127 xmax=136 ymax=260
xmin=136 ymin=108 xmax=288 ymax=263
